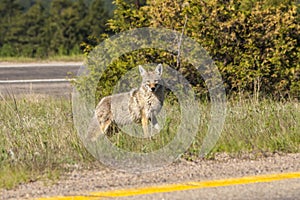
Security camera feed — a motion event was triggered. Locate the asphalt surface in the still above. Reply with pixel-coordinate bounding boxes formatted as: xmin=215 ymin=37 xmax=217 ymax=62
xmin=0 ymin=62 xmax=82 ymax=96
xmin=118 ymin=179 xmax=300 ymax=200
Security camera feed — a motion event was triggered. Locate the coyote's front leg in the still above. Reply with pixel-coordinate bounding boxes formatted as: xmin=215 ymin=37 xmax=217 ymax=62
xmin=141 ymin=111 xmax=149 ymax=137
xmin=150 ymin=114 xmax=160 ymax=131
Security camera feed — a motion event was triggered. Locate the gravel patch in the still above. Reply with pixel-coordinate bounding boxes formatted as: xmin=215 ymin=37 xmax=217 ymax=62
xmin=1 ymin=153 xmax=300 ymax=200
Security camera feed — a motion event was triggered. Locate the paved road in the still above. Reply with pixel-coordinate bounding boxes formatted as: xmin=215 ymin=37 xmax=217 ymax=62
xmin=0 ymin=62 xmax=82 ymax=96
xmin=117 ymin=178 xmax=300 ymax=200
xmin=36 ymin=172 xmax=300 ymax=200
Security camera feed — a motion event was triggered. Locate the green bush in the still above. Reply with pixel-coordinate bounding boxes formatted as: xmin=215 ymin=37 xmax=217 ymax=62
xmin=79 ymin=0 xmax=300 ymax=99
xmin=0 ymin=44 xmax=16 ymax=57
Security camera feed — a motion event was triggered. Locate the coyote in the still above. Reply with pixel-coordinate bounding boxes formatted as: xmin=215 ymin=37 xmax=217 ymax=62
xmin=87 ymin=64 xmax=164 ymax=141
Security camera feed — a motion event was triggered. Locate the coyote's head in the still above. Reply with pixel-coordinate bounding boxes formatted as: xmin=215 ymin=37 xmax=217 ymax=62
xmin=139 ymin=64 xmax=163 ymax=93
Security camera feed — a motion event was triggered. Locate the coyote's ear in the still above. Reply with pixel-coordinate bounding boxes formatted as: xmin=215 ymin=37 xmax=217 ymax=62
xmin=155 ymin=64 xmax=163 ymax=76
xmin=139 ymin=65 xmax=146 ymax=76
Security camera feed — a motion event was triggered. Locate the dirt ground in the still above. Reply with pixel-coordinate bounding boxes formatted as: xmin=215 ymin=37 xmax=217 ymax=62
xmin=2 ymin=153 xmax=299 ymax=200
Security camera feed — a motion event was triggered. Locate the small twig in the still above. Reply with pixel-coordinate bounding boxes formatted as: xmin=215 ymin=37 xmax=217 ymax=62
xmin=177 ymin=15 xmax=188 ymax=69
xmin=135 ymin=0 xmax=140 ymax=9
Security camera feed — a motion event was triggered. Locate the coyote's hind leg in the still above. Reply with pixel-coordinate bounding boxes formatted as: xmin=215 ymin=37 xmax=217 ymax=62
xmin=87 ymin=97 xmax=113 ymax=141
xmin=100 ymin=119 xmax=112 ymax=135
xmin=87 ymin=116 xmax=112 ymax=141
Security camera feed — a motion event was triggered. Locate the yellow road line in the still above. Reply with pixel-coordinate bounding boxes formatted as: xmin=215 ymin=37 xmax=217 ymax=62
xmin=38 ymin=171 xmax=300 ymax=200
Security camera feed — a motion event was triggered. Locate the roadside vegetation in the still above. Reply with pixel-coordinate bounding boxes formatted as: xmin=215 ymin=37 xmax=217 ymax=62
xmin=0 ymin=94 xmax=92 ymax=189
xmin=0 ymin=94 xmax=299 ymax=189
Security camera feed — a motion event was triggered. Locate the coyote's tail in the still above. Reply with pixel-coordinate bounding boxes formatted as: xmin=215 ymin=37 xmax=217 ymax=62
xmin=86 ymin=114 xmax=102 ymax=141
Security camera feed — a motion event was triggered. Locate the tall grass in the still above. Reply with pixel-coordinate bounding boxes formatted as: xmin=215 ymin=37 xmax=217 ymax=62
xmin=215 ymin=98 xmax=300 ymax=154
xmin=109 ymin=98 xmax=299 ymax=157
xmin=0 ymin=94 xmax=92 ymax=189
xmin=0 ymin=94 xmax=299 ymax=189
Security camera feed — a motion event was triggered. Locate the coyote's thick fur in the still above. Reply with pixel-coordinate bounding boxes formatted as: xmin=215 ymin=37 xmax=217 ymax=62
xmin=87 ymin=64 xmax=164 ymax=140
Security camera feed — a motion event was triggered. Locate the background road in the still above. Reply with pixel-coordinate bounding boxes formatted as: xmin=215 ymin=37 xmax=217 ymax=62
xmin=0 ymin=62 xmax=82 ymax=96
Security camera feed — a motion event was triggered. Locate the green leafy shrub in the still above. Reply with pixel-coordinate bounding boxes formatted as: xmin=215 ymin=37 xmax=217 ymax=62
xmin=0 ymin=44 xmax=16 ymax=57
xmin=79 ymin=0 xmax=300 ymax=100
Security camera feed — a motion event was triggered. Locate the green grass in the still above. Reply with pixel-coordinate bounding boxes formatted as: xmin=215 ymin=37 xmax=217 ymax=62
xmin=217 ymin=99 xmax=299 ymax=153
xmin=0 ymin=94 xmax=299 ymax=189
xmin=107 ymin=98 xmax=300 ymax=157
xmin=0 ymin=94 xmax=92 ymax=189
xmin=0 ymin=55 xmax=85 ymax=63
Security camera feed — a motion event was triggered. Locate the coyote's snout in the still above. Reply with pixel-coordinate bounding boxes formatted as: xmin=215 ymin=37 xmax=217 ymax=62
xmin=87 ymin=64 xmax=164 ymax=141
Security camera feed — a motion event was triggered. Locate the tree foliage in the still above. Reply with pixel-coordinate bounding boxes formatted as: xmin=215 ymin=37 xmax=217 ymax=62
xmin=79 ymin=0 xmax=299 ymax=99
xmin=0 ymin=0 xmax=111 ymax=58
